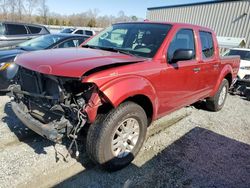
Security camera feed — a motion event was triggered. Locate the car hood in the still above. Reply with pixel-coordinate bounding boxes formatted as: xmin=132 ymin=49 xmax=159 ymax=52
xmin=0 ymin=48 xmax=24 ymax=62
xmin=15 ymin=48 xmax=146 ymax=78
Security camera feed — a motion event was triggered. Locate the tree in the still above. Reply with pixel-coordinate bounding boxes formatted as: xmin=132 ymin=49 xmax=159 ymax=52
xmin=9 ymin=0 xmax=17 ymax=21
xmin=87 ymin=18 xmax=96 ymax=28
xmin=26 ymin=0 xmax=39 ymax=20
xmin=0 ymin=0 xmax=8 ymax=19
xmin=0 ymin=2 xmax=142 ymax=28
xmin=38 ymin=0 xmax=49 ymax=24
xmin=35 ymin=16 xmax=41 ymax=23
xmin=62 ymin=20 xmax=67 ymax=26
xmin=131 ymin=16 xmax=138 ymax=21
xmin=55 ymin=18 xmax=60 ymax=25
xmin=16 ymin=0 xmax=24 ymax=21
xmin=48 ymin=17 xmax=54 ymax=25
xmin=68 ymin=20 xmax=72 ymax=26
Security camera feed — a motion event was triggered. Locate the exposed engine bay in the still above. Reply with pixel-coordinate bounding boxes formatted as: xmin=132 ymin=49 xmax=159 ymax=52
xmin=9 ymin=66 xmax=100 ymax=146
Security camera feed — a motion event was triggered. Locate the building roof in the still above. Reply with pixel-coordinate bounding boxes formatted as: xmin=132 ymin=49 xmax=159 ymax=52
xmin=147 ymin=0 xmax=244 ymax=10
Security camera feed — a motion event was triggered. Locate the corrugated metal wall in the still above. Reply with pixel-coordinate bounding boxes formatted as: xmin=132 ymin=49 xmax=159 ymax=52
xmin=147 ymin=0 xmax=250 ymax=48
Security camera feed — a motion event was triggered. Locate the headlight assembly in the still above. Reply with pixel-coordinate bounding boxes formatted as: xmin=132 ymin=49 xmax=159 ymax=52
xmin=0 ymin=62 xmax=19 ymax=80
xmin=0 ymin=62 xmax=12 ymax=71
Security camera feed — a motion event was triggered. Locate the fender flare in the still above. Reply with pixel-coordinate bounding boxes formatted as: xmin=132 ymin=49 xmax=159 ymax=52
xmin=210 ymin=64 xmax=233 ymax=97
xmin=85 ymin=75 xmax=159 ymax=123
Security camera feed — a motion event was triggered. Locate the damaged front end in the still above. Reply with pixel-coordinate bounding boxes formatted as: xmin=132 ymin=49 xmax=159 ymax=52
xmin=10 ymin=66 xmax=102 ymax=143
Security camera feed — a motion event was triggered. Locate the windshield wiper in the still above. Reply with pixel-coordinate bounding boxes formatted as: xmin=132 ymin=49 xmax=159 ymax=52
xmin=82 ymin=44 xmax=100 ymax=49
xmin=82 ymin=45 xmax=140 ymax=57
xmin=98 ymin=46 xmax=139 ymax=57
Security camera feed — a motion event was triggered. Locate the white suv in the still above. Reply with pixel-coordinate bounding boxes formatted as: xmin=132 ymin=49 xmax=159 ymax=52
xmin=224 ymin=48 xmax=250 ymax=79
xmin=60 ymin=28 xmax=95 ymax=36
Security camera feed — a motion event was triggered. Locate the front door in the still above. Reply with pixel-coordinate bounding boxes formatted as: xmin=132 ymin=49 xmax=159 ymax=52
xmin=158 ymin=28 xmax=202 ymax=116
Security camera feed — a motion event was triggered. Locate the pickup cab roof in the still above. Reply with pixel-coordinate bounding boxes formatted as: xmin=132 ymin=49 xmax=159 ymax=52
xmin=120 ymin=21 xmax=214 ymax=32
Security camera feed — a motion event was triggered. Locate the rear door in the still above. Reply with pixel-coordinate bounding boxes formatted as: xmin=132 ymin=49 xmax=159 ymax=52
xmin=198 ymin=31 xmax=220 ymax=95
xmin=159 ymin=28 xmax=203 ymax=115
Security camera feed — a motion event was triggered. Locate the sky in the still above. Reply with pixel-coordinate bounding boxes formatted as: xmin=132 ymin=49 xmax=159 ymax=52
xmin=46 ymin=0 xmax=211 ymax=18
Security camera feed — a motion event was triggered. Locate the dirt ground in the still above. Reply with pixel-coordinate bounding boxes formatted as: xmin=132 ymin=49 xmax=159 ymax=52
xmin=0 ymin=94 xmax=249 ymax=188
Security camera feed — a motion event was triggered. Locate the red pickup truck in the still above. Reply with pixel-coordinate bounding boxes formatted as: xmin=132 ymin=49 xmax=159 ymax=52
xmin=10 ymin=22 xmax=240 ymax=171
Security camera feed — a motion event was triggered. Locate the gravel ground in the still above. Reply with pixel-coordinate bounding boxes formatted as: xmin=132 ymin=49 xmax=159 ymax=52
xmin=0 ymin=94 xmax=249 ymax=188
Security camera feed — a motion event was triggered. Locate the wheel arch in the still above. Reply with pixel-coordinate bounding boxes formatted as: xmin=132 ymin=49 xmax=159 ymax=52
xmin=124 ymin=94 xmax=154 ymax=125
xmin=224 ymin=73 xmax=233 ymax=86
xmin=85 ymin=75 xmax=158 ymax=124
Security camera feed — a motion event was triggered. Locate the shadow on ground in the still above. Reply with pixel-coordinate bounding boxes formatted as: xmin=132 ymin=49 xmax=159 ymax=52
xmin=55 ymin=127 xmax=250 ymax=188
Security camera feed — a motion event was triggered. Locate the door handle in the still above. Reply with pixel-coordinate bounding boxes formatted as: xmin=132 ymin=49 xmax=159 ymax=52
xmin=213 ymin=64 xmax=219 ymax=68
xmin=193 ymin=67 xmax=201 ymax=73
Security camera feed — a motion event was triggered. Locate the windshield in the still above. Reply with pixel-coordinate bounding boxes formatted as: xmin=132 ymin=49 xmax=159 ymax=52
xmin=60 ymin=28 xmax=75 ymax=33
xmin=227 ymin=49 xmax=250 ymax=61
xmin=85 ymin=23 xmax=172 ymax=58
xmin=18 ymin=35 xmax=65 ymax=50
xmin=0 ymin=23 xmax=5 ymax=35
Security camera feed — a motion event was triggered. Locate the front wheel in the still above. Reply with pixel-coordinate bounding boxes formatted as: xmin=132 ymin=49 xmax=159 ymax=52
xmin=206 ymin=79 xmax=229 ymax=112
xmin=86 ymin=102 xmax=148 ymax=171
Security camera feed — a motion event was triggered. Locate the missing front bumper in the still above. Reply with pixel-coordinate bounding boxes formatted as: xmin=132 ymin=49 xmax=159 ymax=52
xmin=11 ymin=101 xmax=71 ymax=143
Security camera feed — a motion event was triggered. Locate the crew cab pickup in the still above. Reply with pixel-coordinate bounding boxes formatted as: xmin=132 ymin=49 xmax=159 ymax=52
xmin=9 ymin=22 xmax=240 ymax=171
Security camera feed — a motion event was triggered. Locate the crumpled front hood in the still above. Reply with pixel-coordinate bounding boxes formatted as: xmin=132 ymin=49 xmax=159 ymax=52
xmin=15 ymin=48 xmax=145 ymax=78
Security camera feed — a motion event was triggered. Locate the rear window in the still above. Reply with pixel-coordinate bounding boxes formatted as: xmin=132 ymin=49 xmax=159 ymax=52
xmin=6 ymin=24 xmax=27 ymax=35
xmin=199 ymin=31 xmax=214 ymax=59
xmin=85 ymin=30 xmax=93 ymax=36
xmin=0 ymin=23 xmax=5 ymax=35
xmin=28 ymin=26 xmax=42 ymax=34
xmin=75 ymin=30 xmax=84 ymax=34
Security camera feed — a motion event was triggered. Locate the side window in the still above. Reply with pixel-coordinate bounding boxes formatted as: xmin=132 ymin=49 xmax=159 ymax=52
xmin=58 ymin=39 xmax=78 ymax=48
xmin=6 ymin=24 xmax=27 ymax=35
xmin=199 ymin=31 xmax=214 ymax=59
xmin=75 ymin=30 xmax=83 ymax=34
xmin=28 ymin=26 xmax=42 ymax=34
xmin=167 ymin=29 xmax=196 ymax=62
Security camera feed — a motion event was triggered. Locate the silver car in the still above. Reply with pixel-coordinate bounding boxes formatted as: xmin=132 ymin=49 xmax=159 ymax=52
xmin=0 ymin=22 xmax=50 ymax=48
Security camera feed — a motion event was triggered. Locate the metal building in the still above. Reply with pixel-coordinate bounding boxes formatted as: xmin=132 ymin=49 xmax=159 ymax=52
xmin=147 ymin=0 xmax=250 ymax=48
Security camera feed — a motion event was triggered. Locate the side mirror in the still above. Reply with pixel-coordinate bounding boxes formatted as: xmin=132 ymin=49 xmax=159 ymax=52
xmin=171 ymin=49 xmax=194 ymax=63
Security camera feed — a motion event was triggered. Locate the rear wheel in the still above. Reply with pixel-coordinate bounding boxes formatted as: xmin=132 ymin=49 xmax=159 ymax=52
xmin=206 ymin=79 xmax=229 ymax=111
xmin=86 ymin=101 xmax=148 ymax=171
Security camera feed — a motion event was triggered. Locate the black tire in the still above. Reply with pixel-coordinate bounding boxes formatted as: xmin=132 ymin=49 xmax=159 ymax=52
xmin=86 ymin=101 xmax=148 ymax=171
xmin=206 ymin=79 xmax=229 ymax=112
